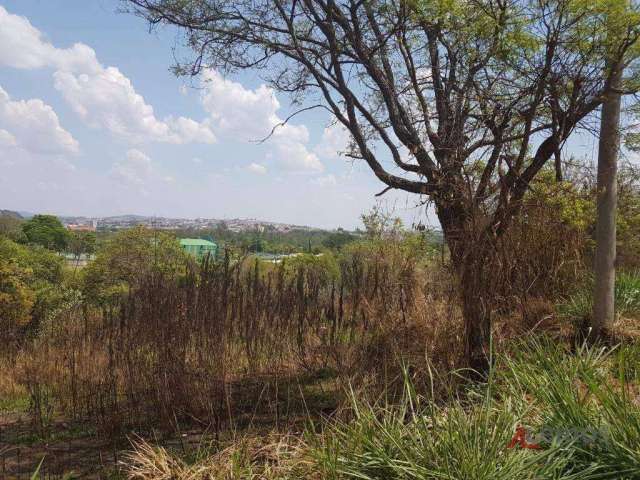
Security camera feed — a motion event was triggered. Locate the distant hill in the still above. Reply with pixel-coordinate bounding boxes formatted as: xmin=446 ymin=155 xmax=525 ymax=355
xmin=0 ymin=210 xmax=23 ymax=220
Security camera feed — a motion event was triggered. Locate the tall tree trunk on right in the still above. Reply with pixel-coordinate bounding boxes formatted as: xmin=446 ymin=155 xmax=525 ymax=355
xmin=592 ymin=61 xmax=623 ymax=338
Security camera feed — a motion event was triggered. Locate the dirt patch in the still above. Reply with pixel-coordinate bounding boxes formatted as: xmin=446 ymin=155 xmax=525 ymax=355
xmin=0 ymin=415 xmax=123 ymax=479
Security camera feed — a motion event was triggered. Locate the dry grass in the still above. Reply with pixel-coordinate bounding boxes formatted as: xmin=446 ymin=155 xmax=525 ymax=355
xmin=9 ymin=243 xmax=463 ymax=440
xmin=124 ymin=434 xmax=309 ymax=480
xmin=1 ymin=218 xmax=607 ymax=478
xmin=0 ymin=356 xmax=28 ymax=413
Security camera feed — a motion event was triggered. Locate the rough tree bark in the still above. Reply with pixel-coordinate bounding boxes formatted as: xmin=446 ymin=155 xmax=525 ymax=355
xmin=459 ymin=251 xmax=493 ymax=374
xmin=592 ymin=61 xmax=623 ymax=338
xmin=445 ymin=221 xmax=496 ymax=375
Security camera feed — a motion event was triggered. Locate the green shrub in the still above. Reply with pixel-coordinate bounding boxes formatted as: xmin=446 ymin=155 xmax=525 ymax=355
xmin=0 ymin=237 xmax=69 ymax=336
xmin=557 ymin=271 xmax=640 ymax=324
xmin=616 ymin=272 xmax=640 ymax=316
xmin=82 ymin=226 xmax=188 ymax=305
xmin=310 ymin=337 xmax=640 ymax=479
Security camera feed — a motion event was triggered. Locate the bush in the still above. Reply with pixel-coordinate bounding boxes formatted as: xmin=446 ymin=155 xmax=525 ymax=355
xmin=308 ymin=337 xmax=640 ymax=479
xmin=0 ymin=237 xmax=67 ymax=340
xmin=0 ymin=258 xmax=35 ymax=331
xmin=496 ymin=168 xmax=592 ymax=305
xmin=557 ymin=271 xmax=640 ymax=326
xmin=82 ymin=226 xmax=188 ymax=305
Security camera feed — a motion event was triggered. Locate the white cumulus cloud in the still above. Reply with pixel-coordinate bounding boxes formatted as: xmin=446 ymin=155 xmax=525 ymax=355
xmin=53 ymin=69 xmax=215 ymax=144
xmin=200 ymin=69 xmax=323 ymax=173
xmin=312 ymin=174 xmax=338 ymax=187
xmin=0 ymin=6 xmax=98 ymax=72
xmin=0 ymin=128 xmax=17 ymax=147
xmin=315 ymin=121 xmax=351 ymax=160
xmin=271 ymin=142 xmax=324 ymax=173
xmin=0 ymin=85 xmax=79 ymax=155
xmin=111 ymin=149 xmax=153 ymax=186
xmin=0 ymin=5 xmax=215 ymax=145
xmin=201 ymin=69 xmax=280 ymax=140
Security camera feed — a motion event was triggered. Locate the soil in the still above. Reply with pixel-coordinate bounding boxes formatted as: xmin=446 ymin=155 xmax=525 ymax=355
xmin=0 ymin=412 xmax=123 ymax=479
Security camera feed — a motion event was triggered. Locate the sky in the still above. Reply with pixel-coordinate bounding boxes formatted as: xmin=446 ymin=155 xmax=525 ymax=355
xmin=0 ymin=0 xmax=441 ymax=230
xmin=0 ymin=1 xmax=621 ymax=231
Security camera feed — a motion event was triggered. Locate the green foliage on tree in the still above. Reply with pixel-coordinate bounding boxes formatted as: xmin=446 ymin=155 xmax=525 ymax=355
xmin=525 ymin=168 xmax=595 ymax=232
xmin=498 ymin=163 xmax=640 ymax=303
xmin=525 ymin=164 xmax=640 ymax=271
xmin=250 ymin=234 xmax=265 ymax=253
xmin=0 ymin=236 xmax=66 ymax=335
xmin=83 ymin=226 xmax=188 ymax=305
xmin=321 ymin=229 xmax=357 ymax=251
xmin=173 ymin=224 xmax=356 ymax=255
xmin=67 ymin=231 xmax=96 ymax=259
xmin=0 ymin=237 xmax=64 ymax=286
xmin=283 ymin=252 xmax=341 ymax=282
xmin=22 ymin=215 xmax=69 ymax=251
xmin=0 ymin=214 xmax=25 ymax=242
xmin=0 ymin=257 xmax=34 ymax=330
xmin=613 ymin=166 xmax=640 ymax=270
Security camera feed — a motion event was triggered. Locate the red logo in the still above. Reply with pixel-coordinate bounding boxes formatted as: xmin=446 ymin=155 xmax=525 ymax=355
xmin=507 ymin=426 xmax=541 ymax=450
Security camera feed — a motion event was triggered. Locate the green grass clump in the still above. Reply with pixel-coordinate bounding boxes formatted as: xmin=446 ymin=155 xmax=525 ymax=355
xmin=307 ymin=338 xmax=640 ymax=479
xmin=500 ymin=337 xmax=640 ymax=478
xmin=616 ymin=272 xmax=640 ymax=316
xmin=0 ymin=390 xmax=29 ymax=413
xmin=120 ymin=338 xmax=640 ymax=479
xmin=310 ymin=399 xmax=580 ymax=479
xmin=558 ymin=271 xmax=640 ymax=323
xmin=611 ymin=342 xmax=640 ymax=383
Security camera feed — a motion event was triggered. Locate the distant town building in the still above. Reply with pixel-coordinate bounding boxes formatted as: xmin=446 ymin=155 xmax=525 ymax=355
xmin=180 ymin=238 xmax=218 ymax=260
xmin=67 ymin=223 xmax=96 ymax=232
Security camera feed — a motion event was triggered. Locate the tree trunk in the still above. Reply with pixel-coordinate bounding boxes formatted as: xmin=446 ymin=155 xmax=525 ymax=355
xmin=459 ymin=257 xmax=492 ymax=376
xmin=592 ymin=61 xmax=623 ymax=338
xmin=445 ymin=223 xmax=494 ymax=377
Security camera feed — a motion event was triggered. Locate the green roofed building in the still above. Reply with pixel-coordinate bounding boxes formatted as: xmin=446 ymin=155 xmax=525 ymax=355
xmin=179 ymin=238 xmax=218 ymax=260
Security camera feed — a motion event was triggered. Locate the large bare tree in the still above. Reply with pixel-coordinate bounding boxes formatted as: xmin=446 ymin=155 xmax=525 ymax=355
xmin=125 ymin=0 xmax=640 ymax=372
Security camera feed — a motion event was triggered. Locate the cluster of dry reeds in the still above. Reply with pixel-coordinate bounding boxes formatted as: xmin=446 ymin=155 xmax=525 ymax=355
xmin=12 ymin=242 xmax=462 ymax=439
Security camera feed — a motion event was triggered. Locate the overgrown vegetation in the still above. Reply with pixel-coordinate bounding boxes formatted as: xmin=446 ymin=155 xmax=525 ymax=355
xmin=3 ymin=166 xmax=640 ymax=477
xmin=123 ymin=337 xmax=640 ymax=479
xmin=13 ymin=230 xmax=455 ymax=440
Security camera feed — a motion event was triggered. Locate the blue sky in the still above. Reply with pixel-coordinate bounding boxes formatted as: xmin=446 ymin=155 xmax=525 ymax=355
xmin=0 ymin=1 xmax=616 ymax=230
xmin=0 ymin=0 xmax=436 ymax=229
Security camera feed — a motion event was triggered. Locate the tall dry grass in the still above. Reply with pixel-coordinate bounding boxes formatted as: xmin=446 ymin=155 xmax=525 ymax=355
xmin=3 ymin=187 xmax=612 ymax=462
xmin=124 ymin=434 xmax=308 ymax=480
xmin=120 ymin=336 xmax=640 ymax=480
xmin=10 ymin=242 xmax=462 ymax=440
